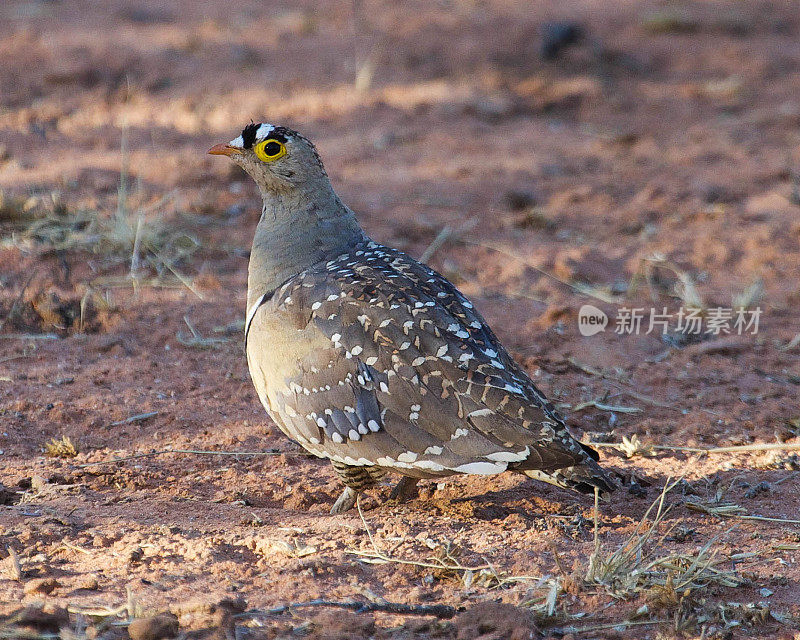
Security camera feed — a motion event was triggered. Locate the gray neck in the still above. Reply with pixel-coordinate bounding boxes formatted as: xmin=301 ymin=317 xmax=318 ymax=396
xmin=247 ymin=182 xmax=365 ymax=310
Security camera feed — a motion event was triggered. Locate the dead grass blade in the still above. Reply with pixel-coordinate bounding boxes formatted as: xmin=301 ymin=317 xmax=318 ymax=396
xmin=632 ymin=254 xmax=704 ymax=307
xmin=686 ymin=500 xmax=800 ymax=525
xmin=571 ymin=399 xmax=642 ymax=414
xmin=237 ymin=598 xmax=456 ymax=619
xmin=586 ymin=479 xmax=745 ymax=601
xmin=176 ymin=316 xmax=231 ymax=349
xmin=588 ymin=439 xmax=800 ymax=456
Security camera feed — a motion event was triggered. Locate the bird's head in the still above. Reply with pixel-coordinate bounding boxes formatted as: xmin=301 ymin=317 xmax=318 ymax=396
xmin=208 ymin=123 xmax=328 ymax=195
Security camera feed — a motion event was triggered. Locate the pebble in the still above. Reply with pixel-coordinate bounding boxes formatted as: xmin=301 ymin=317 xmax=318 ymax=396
xmin=128 ymin=613 xmax=179 ymax=640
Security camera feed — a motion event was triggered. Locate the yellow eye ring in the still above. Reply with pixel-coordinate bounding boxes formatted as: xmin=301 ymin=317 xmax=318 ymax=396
xmin=254 ymin=139 xmax=287 ymax=162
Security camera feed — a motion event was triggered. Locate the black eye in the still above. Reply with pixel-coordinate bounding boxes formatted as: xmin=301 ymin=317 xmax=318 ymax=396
xmin=264 ymin=141 xmax=282 ymax=156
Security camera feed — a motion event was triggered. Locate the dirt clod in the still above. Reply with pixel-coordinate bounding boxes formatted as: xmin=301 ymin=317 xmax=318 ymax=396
xmin=23 ymin=577 xmax=59 ymax=595
xmin=128 ymin=613 xmax=180 ymax=640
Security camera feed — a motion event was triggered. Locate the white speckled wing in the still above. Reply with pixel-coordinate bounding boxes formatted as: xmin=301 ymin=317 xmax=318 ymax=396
xmin=245 ymin=239 xmax=604 ymax=481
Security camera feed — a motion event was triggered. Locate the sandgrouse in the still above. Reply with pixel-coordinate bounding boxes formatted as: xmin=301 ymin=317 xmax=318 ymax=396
xmin=209 ymin=123 xmax=616 ymax=514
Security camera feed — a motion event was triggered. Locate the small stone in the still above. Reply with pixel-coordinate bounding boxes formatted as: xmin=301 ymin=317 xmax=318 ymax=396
xmin=541 ymin=22 xmax=584 ymax=60
xmin=74 ymin=574 xmax=100 ymax=590
xmin=128 ymin=546 xmax=144 ymax=563
xmin=503 ymin=189 xmax=537 ymax=211
xmin=760 ymin=587 xmax=774 ymax=598
xmin=24 ymin=577 xmax=59 ymax=595
xmin=128 ymin=613 xmax=179 ymax=640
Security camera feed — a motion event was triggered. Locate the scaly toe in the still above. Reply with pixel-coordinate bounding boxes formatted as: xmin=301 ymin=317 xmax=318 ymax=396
xmin=330 ymin=486 xmax=359 ymax=514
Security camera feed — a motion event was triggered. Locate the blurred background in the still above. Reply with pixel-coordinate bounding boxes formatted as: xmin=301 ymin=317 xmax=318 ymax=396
xmin=1 ymin=0 xmax=800 ymax=633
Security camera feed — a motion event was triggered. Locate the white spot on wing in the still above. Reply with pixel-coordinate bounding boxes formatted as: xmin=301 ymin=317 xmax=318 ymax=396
xmin=467 ymin=408 xmax=493 ymax=417
xmin=413 ymin=460 xmax=446 ymax=471
xmin=486 ymin=448 xmax=530 ymax=462
xmin=454 ymin=461 xmax=506 ymax=474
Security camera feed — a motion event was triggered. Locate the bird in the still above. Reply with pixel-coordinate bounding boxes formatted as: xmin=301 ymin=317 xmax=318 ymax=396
xmin=208 ymin=122 xmax=616 ymax=514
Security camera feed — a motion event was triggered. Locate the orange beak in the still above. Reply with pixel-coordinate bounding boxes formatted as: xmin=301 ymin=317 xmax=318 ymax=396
xmin=208 ymin=143 xmax=243 ymax=157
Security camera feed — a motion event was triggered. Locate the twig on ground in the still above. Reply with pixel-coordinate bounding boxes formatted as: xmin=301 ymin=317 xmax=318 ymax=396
xmin=588 ymin=440 xmax=800 ymax=456
xmin=419 ymin=218 xmax=478 ymax=264
xmin=0 ymin=353 xmax=32 ymax=364
xmin=66 ymin=603 xmax=128 ymax=617
xmin=237 ymin=599 xmax=457 ymax=620
xmin=54 ymin=542 xmax=92 ymax=556
xmin=176 ymin=316 xmax=231 ymax=349
xmin=686 ymin=501 xmax=800 ymax=525
xmin=698 ymin=442 xmax=800 ymax=454
xmin=108 ymin=411 xmax=159 ymax=427
xmin=555 ymin=619 xmax=668 ymax=634
xmin=572 ymin=399 xmax=642 ymax=414
xmin=419 ymin=225 xmax=452 ymax=264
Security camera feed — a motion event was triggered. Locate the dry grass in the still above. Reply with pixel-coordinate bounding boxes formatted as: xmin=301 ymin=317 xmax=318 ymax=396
xmin=631 ymin=254 xmax=705 ymax=308
xmin=2 ymin=200 xmax=200 ymax=281
xmin=585 ymin=481 xmax=744 ymax=605
xmin=344 ymin=483 xmax=766 ymax=633
xmin=1 ymin=145 xmax=203 ymax=305
xmin=43 ymin=435 xmax=78 ymax=459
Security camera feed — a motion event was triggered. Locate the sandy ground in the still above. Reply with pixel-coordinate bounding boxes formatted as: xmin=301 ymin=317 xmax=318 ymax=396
xmin=1 ymin=0 xmax=800 ymax=638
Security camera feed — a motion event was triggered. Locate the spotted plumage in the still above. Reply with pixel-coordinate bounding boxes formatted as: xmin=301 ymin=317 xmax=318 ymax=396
xmin=209 ymin=123 xmax=616 ymax=514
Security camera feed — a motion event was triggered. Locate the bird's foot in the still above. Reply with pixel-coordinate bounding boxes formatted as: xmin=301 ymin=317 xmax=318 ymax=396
xmin=330 ymin=486 xmax=359 ymax=514
xmin=389 ymin=476 xmax=420 ymax=503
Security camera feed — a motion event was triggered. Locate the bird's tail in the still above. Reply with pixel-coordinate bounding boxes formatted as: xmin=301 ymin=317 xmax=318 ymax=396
xmin=522 ymin=459 xmax=617 ymax=498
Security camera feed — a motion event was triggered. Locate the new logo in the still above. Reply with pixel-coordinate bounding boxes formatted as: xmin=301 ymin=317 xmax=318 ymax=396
xmin=578 ymin=304 xmax=608 ymax=336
